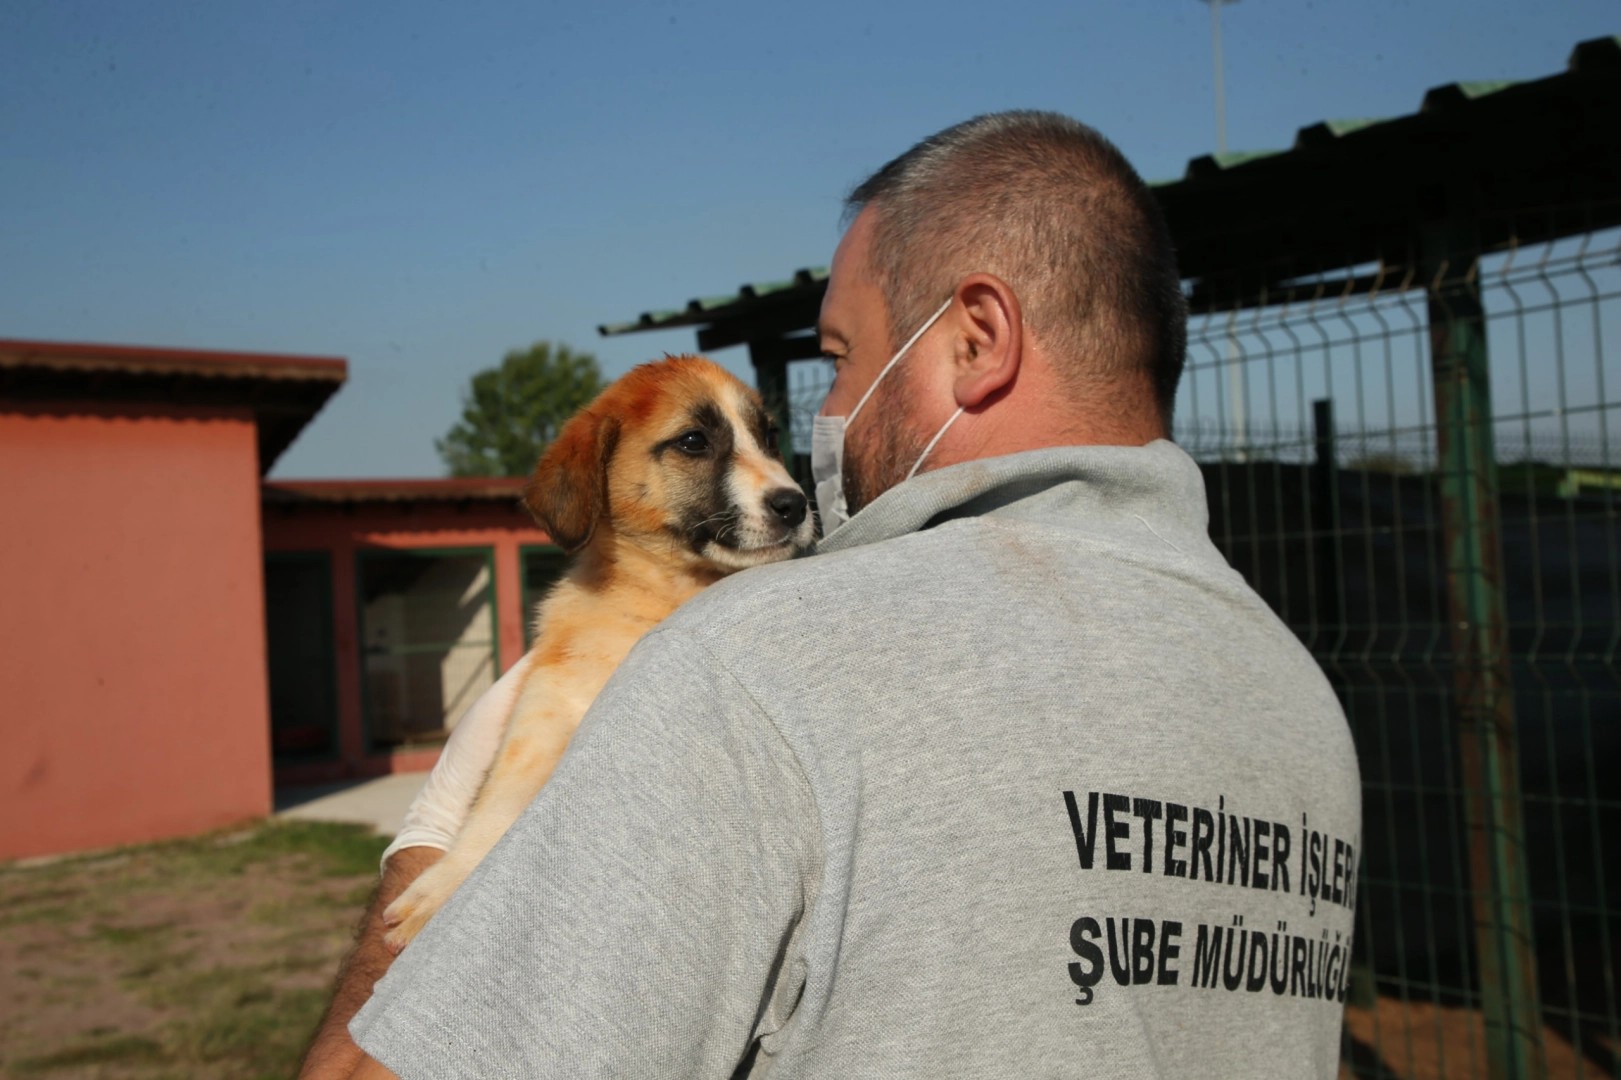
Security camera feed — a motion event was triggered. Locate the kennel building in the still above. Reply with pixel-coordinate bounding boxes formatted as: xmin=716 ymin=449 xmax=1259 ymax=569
xmin=0 ymin=339 xmax=562 ymax=858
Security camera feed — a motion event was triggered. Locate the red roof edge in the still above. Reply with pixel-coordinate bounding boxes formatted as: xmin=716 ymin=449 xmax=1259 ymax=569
xmin=0 ymin=338 xmax=348 ymax=380
xmin=264 ymin=477 xmax=529 ymax=503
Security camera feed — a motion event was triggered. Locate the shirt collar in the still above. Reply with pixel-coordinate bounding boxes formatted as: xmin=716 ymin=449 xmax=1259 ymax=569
xmin=813 ymin=439 xmax=1208 ymax=555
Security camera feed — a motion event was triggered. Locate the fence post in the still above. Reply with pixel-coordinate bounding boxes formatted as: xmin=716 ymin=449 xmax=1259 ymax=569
xmin=748 ymin=337 xmax=794 ymax=466
xmin=1423 ymin=227 xmax=1545 ymax=1080
xmin=1312 ymin=397 xmax=1343 ymax=641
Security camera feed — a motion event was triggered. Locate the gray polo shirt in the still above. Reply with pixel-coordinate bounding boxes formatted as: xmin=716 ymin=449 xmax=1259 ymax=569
xmin=354 ymin=441 xmax=1361 ymax=1078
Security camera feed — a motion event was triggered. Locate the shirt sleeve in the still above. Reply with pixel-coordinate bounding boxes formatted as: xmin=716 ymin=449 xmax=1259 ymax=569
xmin=351 ymin=627 xmax=822 ymax=1079
xmin=379 ymin=654 xmax=531 ymax=867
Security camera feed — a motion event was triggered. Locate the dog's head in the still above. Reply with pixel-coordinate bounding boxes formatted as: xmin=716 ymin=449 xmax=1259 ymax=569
xmin=523 ymin=355 xmax=815 ymax=572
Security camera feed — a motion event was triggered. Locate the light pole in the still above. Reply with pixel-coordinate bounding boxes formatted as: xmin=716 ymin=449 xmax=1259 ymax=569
xmin=1205 ymin=0 xmax=1235 ymax=155
xmin=1199 ymin=0 xmax=1245 ymax=459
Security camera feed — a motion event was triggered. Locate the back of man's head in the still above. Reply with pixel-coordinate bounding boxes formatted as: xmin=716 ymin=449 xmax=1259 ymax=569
xmin=846 ymin=111 xmax=1187 ymax=424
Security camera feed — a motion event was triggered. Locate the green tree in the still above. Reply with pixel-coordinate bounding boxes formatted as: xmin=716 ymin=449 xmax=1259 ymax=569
xmin=436 ymin=342 xmax=605 ymax=476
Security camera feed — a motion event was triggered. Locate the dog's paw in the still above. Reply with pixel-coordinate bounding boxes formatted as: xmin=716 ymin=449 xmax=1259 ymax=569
xmin=381 ymin=882 xmax=443 ymax=954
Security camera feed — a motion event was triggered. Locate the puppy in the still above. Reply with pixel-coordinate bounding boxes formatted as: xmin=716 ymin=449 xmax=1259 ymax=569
xmin=382 ymin=355 xmax=814 ymax=950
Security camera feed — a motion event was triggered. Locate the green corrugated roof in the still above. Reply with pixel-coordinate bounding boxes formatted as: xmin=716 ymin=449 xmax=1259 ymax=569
xmin=1451 ymin=79 xmax=1518 ymax=100
xmin=602 ymin=34 xmax=1621 ymax=340
xmin=1205 ymin=148 xmax=1288 ymax=169
xmin=1314 ymin=117 xmax=1387 ymax=138
xmin=598 ymin=268 xmax=828 ymax=337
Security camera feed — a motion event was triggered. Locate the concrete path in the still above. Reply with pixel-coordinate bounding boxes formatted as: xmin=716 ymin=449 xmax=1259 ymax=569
xmin=273 ymin=773 xmax=428 ymax=837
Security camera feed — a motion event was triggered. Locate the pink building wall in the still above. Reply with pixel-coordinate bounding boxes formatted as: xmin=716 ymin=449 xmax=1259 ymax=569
xmin=0 ymin=402 xmax=273 ymax=860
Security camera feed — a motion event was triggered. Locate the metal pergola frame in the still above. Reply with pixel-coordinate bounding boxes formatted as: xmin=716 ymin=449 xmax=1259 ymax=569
xmin=600 ymin=36 xmax=1620 ymax=469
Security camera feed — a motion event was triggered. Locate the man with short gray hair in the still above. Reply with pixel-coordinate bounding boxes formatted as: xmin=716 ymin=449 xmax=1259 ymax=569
xmin=815 ymin=111 xmax=1187 ymax=529
xmin=347 ymin=111 xmax=1360 ymax=1079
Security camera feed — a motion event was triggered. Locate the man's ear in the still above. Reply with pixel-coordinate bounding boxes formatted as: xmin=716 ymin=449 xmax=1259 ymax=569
xmin=951 ymin=273 xmax=1023 ymax=409
xmin=523 ymin=411 xmax=621 ymax=554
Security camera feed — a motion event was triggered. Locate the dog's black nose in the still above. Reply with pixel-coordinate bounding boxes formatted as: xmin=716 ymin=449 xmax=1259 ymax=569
xmin=767 ymin=488 xmax=808 ymax=528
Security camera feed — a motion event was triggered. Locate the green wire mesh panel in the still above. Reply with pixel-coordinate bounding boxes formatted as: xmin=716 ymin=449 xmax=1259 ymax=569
xmin=1180 ymin=214 xmax=1621 ymax=1080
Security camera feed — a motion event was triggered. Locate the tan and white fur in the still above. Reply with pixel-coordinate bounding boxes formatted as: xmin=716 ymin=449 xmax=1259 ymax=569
xmin=381 ymin=355 xmax=814 ymax=951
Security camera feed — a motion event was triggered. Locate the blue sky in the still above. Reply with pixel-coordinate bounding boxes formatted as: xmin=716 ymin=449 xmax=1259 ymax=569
xmin=2 ymin=1 xmax=1614 ymax=477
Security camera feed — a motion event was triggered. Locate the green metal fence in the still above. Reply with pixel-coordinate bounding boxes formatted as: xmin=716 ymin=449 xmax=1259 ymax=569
xmin=1181 ymin=212 xmax=1621 ymax=1080
xmin=780 ymin=212 xmax=1620 ymax=1079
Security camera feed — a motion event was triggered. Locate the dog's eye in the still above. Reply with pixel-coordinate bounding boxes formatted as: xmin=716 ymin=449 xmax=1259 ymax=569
xmin=764 ymin=425 xmax=780 ymax=452
xmin=675 ymin=430 xmax=710 ymax=455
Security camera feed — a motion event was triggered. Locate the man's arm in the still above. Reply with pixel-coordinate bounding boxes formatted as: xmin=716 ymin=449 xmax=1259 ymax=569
xmin=300 ymin=658 xmax=528 ymax=1078
xmin=297 ymin=846 xmax=441 ymax=1080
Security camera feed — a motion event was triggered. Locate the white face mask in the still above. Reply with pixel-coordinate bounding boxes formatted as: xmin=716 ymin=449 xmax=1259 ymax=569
xmin=811 ymin=298 xmax=963 ymax=535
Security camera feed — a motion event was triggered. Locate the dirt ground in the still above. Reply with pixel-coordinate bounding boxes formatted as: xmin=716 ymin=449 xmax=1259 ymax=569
xmin=0 ymin=821 xmax=384 ymax=1079
xmin=1339 ymin=996 xmax=1618 ymax=1080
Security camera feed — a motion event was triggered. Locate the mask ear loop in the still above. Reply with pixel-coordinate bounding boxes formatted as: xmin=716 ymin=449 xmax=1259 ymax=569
xmin=906 ymin=407 xmax=965 ymax=480
xmin=845 ymin=297 xmax=954 ymax=427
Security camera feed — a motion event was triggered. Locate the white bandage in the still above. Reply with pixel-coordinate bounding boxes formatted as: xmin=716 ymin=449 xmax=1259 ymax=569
xmin=379 ymin=654 xmax=531 ymax=869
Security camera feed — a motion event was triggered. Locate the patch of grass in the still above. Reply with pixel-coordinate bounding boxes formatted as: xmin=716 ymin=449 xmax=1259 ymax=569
xmin=3 ymin=820 xmax=387 ymax=885
xmin=0 ymin=887 xmax=89 ymax=930
xmin=136 ymin=954 xmax=330 ymax=1011
xmin=13 ymin=934 xmax=80 ymax=959
xmin=249 ymin=896 xmax=300 ymax=925
xmin=122 ymin=947 xmax=196 ymax=981
xmin=265 ymin=929 xmax=351 ymax=980
xmin=198 ymin=820 xmax=389 ymax=879
xmin=93 ymin=918 xmax=177 ymax=946
xmin=1 ymin=819 xmax=386 ymax=1079
xmin=163 ymin=978 xmax=329 ymax=1075
xmin=92 ymin=917 xmax=196 ymax=983
xmin=0 ymin=883 xmax=80 ymax=908
xmin=9 ymin=1032 xmax=168 ymax=1073
xmin=318 ymin=878 xmax=379 ymax=904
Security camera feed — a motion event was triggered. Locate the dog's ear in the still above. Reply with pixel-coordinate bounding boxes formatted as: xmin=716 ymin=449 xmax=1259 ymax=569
xmin=523 ymin=410 xmax=621 ymax=554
